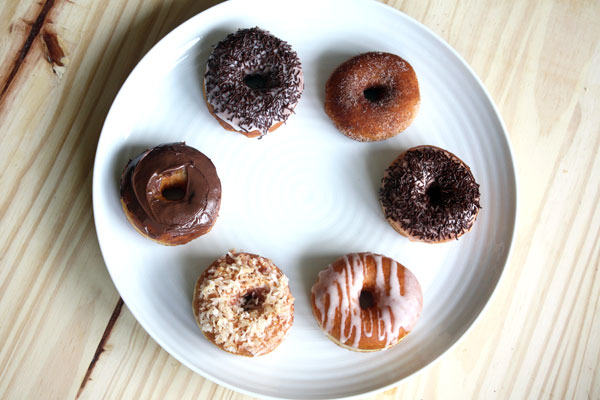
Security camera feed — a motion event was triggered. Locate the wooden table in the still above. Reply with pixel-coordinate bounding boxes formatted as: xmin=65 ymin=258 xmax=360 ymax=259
xmin=1 ymin=0 xmax=599 ymax=398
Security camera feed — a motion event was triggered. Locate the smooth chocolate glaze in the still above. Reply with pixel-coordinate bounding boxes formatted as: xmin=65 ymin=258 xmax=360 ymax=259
xmin=120 ymin=143 xmax=221 ymax=244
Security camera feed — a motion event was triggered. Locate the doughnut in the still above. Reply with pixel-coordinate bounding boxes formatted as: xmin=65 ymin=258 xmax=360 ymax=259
xmin=203 ymin=27 xmax=304 ymax=138
xmin=324 ymin=52 xmax=420 ymax=142
xmin=193 ymin=251 xmax=295 ymax=357
xmin=311 ymin=252 xmax=422 ymax=352
xmin=380 ymin=145 xmax=481 ymax=243
xmin=119 ymin=142 xmax=221 ymax=246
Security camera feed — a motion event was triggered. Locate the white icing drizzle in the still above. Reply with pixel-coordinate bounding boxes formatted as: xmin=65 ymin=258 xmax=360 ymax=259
xmin=312 ymin=252 xmax=423 ymax=349
xmin=338 ymin=254 xmax=364 ymax=348
xmin=363 ymin=308 xmax=374 ymax=338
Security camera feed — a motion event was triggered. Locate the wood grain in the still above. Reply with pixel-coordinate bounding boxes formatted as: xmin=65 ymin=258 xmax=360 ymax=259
xmin=0 ymin=0 xmax=599 ymax=399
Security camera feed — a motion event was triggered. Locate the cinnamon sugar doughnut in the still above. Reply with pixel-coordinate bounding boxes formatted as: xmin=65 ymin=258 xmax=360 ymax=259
xmin=193 ymin=251 xmax=294 ymax=357
xmin=325 ymin=52 xmax=420 ymax=142
xmin=311 ymin=252 xmax=422 ymax=352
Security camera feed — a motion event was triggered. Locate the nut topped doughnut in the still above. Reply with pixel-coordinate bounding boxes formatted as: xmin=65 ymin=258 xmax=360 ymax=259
xmin=311 ymin=252 xmax=423 ymax=352
xmin=204 ymin=27 xmax=304 ymax=138
xmin=380 ymin=145 xmax=481 ymax=243
xmin=325 ymin=52 xmax=420 ymax=142
xmin=119 ymin=143 xmax=221 ymax=246
xmin=193 ymin=251 xmax=294 ymax=357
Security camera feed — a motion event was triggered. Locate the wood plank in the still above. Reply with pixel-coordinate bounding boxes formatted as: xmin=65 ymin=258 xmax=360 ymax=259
xmin=0 ymin=0 xmax=599 ymax=398
xmin=78 ymin=304 xmax=253 ymax=400
xmin=0 ymin=0 xmax=221 ymax=398
xmin=0 ymin=0 xmax=123 ymax=395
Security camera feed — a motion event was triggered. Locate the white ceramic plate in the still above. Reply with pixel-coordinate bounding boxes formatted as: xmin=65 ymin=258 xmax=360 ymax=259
xmin=92 ymin=0 xmax=517 ymax=398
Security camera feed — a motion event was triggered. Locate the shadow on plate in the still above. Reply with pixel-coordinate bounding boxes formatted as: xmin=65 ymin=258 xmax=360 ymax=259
xmin=111 ymin=141 xmax=154 ymax=191
xmin=313 ymin=46 xmax=370 ymax=106
xmin=363 ymin=145 xmax=406 ymax=207
xmin=178 ymin=251 xmax=222 ymax=302
xmin=296 ymin=251 xmax=340 ymax=305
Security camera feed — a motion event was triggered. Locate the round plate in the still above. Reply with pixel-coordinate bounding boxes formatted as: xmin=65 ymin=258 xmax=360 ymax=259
xmin=92 ymin=0 xmax=517 ymax=398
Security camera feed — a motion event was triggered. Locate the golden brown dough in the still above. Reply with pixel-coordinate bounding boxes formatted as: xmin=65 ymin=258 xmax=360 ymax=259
xmin=325 ymin=52 xmax=420 ymax=142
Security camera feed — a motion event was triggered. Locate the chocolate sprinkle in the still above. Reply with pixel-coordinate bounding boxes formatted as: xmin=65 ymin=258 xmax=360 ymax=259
xmin=204 ymin=27 xmax=303 ymax=136
xmin=379 ymin=146 xmax=481 ymax=242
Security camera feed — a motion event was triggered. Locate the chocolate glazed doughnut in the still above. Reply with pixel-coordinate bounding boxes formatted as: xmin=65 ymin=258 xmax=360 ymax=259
xmin=120 ymin=143 xmax=221 ymax=245
xmin=380 ymin=145 xmax=481 ymax=243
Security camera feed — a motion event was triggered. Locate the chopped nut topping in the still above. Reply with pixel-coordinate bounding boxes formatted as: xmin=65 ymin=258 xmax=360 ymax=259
xmin=195 ymin=251 xmax=294 ymax=356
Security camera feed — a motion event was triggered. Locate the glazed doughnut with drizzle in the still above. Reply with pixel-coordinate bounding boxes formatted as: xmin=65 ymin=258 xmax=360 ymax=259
xmin=311 ymin=252 xmax=423 ymax=352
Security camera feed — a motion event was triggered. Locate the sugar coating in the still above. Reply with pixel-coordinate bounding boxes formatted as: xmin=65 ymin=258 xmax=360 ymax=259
xmin=325 ymin=52 xmax=419 ymax=142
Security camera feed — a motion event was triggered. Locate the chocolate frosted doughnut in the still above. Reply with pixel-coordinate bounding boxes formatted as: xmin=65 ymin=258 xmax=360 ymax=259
xmin=204 ymin=27 xmax=304 ymax=138
xmin=380 ymin=145 xmax=481 ymax=243
xmin=325 ymin=52 xmax=420 ymax=142
xmin=119 ymin=143 xmax=221 ymax=245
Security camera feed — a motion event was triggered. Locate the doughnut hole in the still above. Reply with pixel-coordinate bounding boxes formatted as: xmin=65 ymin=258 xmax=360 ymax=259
xmin=240 ymin=287 xmax=269 ymax=311
xmin=363 ymin=85 xmax=389 ymax=103
xmin=359 ymin=289 xmax=376 ymax=310
xmin=159 ymin=167 xmax=188 ymax=201
xmin=243 ymin=71 xmax=280 ymax=90
xmin=426 ymin=180 xmax=453 ymax=208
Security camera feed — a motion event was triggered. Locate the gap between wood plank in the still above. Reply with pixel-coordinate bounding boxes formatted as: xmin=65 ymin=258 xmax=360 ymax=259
xmin=0 ymin=0 xmax=57 ymax=103
xmin=76 ymin=297 xmax=124 ymax=399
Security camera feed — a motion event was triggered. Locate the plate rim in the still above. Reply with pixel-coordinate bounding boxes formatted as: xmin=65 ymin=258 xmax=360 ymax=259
xmin=92 ymin=0 xmax=519 ymax=398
